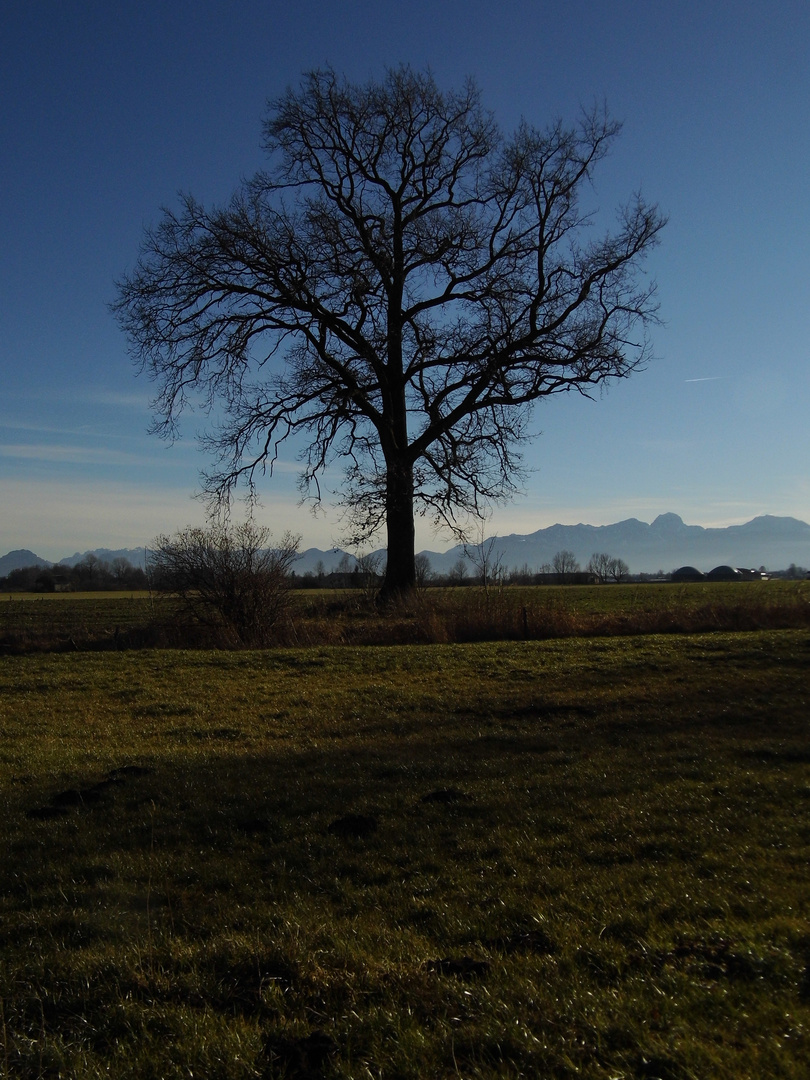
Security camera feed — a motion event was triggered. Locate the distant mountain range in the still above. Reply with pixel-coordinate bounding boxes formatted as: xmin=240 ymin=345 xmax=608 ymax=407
xmin=416 ymin=513 xmax=810 ymax=576
xmin=3 ymin=515 xmax=809 ymax=579
xmin=0 ymin=547 xmax=148 ymax=578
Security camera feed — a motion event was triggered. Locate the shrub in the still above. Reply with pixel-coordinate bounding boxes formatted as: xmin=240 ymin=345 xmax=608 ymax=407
xmin=148 ymin=522 xmax=300 ymax=646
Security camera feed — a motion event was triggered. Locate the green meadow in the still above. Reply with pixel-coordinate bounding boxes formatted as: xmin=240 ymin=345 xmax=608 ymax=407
xmin=1 ymin=621 xmax=809 ymax=1077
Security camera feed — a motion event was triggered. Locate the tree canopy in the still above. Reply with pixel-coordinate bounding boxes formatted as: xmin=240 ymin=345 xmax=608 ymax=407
xmin=114 ymin=66 xmax=665 ymax=597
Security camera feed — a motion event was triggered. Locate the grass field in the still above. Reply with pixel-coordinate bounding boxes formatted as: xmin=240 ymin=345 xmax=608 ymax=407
xmin=1 ymin=629 xmax=809 ymax=1077
xmin=2 ymin=580 xmax=809 ymax=652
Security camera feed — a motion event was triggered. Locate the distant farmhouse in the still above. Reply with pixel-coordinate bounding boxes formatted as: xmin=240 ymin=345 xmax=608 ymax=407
xmin=671 ymin=565 xmax=768 ymax=582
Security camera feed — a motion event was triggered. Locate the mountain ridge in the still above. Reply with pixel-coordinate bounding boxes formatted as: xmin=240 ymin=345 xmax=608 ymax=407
xmin=2 ymin=515 xmax=809 ymax=578
xmin=424 ymin=513 xmax=809 ymax=576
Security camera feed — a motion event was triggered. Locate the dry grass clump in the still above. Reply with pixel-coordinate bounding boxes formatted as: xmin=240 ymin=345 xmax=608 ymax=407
xmin=288 ymin=580 xmax=810 ymax=646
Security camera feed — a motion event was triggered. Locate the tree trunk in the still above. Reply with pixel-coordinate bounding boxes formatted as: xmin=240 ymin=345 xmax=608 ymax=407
xmin=380 ymin=457 xmax=416 ymax=600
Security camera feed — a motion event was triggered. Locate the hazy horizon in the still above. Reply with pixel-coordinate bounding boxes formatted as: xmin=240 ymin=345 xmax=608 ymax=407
xmin=5 ymin=509 xmax=810 ymax=567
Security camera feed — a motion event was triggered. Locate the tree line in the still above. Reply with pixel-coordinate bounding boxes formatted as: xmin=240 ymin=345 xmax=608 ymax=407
xmin=291 ymin=547 xmax=631 ymax=588
xmin=1 ymin=555 xmax=147 ymax=593
xmin=0 ymin=539 xmax=640 ymax=597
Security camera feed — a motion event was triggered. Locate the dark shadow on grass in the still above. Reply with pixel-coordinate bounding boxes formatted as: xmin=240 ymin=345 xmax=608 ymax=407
xmin=4 ymin=636 xmax=809 ymax=1080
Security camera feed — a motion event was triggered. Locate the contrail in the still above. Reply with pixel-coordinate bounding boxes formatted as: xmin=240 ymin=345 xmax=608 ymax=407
xmin=685 ymin=376 xmax=726 ymax=382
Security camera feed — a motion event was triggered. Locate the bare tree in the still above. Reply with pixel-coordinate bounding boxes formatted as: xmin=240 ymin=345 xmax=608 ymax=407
xmin=587 ymin=552 xmax=613 ymax=583
xmin=608 ymin=555 xmax=630 ymax=583
xmin=335 ymin=552 xmax=355 ymax=575
xmin=148 ymin=522 xmax=300 ymax=645
xmin=464 ymin=515 xmax=505 ymax=589
xmin=508 ymin=562 xmax=534 ymax=585
xmin=552 ymin=549 xmax=580 ymax=583
xmin=414 ymin=552 xmax=433 ymax=590
xmin=448 ymin=559 xmax=469 ymax=586
xmin=114 ymin=66 xmax=665 ymax=599
xmin=354 ymin=550 xmax=385 ymax=598
xmin=355 ymin=550 xmax=384 ymax=577
xmin=587 ymin=552 xmax=630 ymax=583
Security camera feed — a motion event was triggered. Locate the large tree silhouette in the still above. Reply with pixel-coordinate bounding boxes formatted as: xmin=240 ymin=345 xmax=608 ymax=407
xmin=114 ymin=67 xmax=665 ymax=598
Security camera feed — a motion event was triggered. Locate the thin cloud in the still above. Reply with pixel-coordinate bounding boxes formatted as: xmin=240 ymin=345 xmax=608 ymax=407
xmin=81 ymin=389 xmax=152 ymax=409
xmin=0 ymin=418 xmax=144 ymax=441
xmin=0 ymin=442 xmax=203 ymax=468
xmin=0 ymin=418 xmax=205 ymax=456
xmin=0 ymin=443 xmax=150 ymax=466
xmin=0 ymin=386 xmax=151 ymax=410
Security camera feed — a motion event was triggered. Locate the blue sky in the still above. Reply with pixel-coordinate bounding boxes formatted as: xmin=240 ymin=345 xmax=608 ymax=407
xmin=2 ymin=0 xmax=808 ymax=560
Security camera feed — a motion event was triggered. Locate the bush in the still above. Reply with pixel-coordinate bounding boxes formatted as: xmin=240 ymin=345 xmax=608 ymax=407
xmin=148 ymin=522 xmax=300 ymax=646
